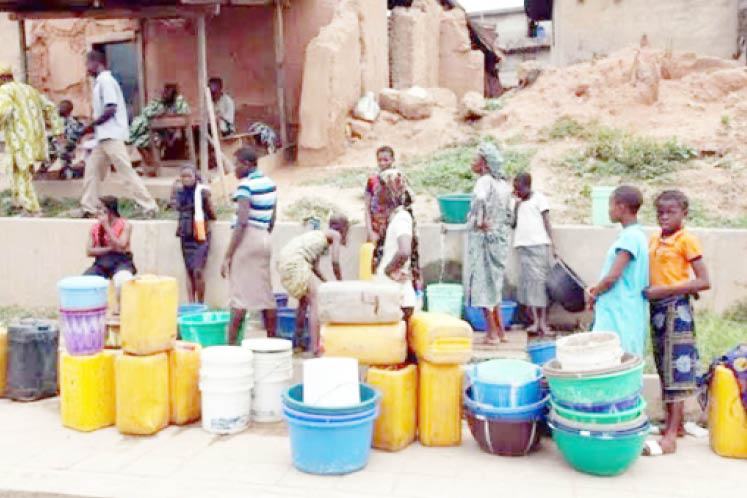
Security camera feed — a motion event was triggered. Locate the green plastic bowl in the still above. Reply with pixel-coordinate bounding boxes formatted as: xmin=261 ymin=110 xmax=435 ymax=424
xmin=543 ymin=354 xmax=643 ymax=406
xmin=549 ymin=420 xmax=650 ymax=476
xmin=550 ymin=397 xmax=647 ymax=425
xmin=178 ymin=311 xmax=230 ymax=346
xmin=437 ymin=194 xmax=472 ymax=224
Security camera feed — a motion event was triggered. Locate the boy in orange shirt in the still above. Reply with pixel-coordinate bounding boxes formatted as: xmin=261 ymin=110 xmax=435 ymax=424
xmin=643 ymin=190 xmax=710 ymax=456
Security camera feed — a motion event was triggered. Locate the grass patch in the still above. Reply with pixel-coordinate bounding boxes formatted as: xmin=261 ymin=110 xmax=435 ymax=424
xmin=0 ymin=306 xmax=58 ymax=326
xmin=561 ymin=128 xmax=696 ymax=180
xmin=540 ymin=116 xmax=600 ymax=141
xmin=284 ymin=196 xmax=348 ymax=224
xmin=308 ymin=137 xmax=536 ymax=197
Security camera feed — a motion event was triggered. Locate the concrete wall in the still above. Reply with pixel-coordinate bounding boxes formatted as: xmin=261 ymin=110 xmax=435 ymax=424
xmin=1 ymin=220 xmax=746 ymax=316
xmin=553 ymin=0 xmax=739 ymax=66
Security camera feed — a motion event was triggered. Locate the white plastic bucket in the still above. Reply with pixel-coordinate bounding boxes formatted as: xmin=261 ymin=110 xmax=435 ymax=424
xmin=557 ymin=332 xmax=623 ymax=371
xmin=243 ymin=338 xmax=293 ymax=422
xmin=199 ymin=378 xmax=254 ymax=435
xmin=303 ymin=357 xmax=360 ymax=407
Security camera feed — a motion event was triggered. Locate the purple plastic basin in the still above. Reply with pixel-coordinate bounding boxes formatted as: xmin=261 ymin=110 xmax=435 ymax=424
xmin=59 ymin=307 xmax=107 ymax=355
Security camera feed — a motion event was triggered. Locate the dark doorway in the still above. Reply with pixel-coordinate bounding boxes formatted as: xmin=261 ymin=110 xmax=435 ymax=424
xmin=93 ymin=41 xmax=140 ymax=121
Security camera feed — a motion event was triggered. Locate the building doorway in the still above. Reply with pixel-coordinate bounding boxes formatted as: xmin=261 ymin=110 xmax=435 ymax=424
xmin=93 ymin=41 xmax=140 ymax=121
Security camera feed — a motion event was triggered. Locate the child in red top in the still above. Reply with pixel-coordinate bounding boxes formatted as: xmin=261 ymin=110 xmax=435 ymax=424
xmin=643 ymin=190 xmax=710 ymax=456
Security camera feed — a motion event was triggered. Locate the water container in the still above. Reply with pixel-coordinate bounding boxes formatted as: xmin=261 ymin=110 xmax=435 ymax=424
xmin=366 ymin=365 xmax=417 ymax=451
xmin=303 ymin=358 xmax=360 ymax=407
xmin=437 ymin=194 xmax=472 ymax=224
xmin=283 ymin=387 xmax=380 ymax=475
xmin=7 ymin=319 xmax=58 ymax=401
xmin=358 ymin=242 xmax=375 ymax=281
xmin=527 ymin=340 xmax=557 ymax=366
xmin=115 ymin=352 xmax=169 ymax=435
xmin=418 ymin=361 xmax=463 ymax=446
xmin=426 ymin=283 xmax=463 ymax=318
xmin=318 ymin=281 xmax=402 ymax=324
xmin=169 ymin=341 xmax=202 ymax=425
xmin=199 ymin=345 xmax=255 ymax=434
xmin=277 ymin=308 xmax=309 ymax=349
xmin=60 ymin=351 xmax=115 ymax=432
xmin=57 ymin=275 xmax=109 ymax=311
xmin=467 ymin=359 xmax=542 ymax=408
xmin=709 ymin=365 xmax=747 ymax=458
xmin=120 ymin=275 xmax=178 ymax=355
xmin=59 ymin=307 xmax=107 ymax=356
xmin=557 ymin=332 xmax=623 ymax=371
xmin=284 ymin=383 xmax=380 ymax=415
xmin=178 ymin=303 xmax=209 ymax=317
xmin=591 ymin=186 xmax=615 ymax=226
xmin=0 ymin=326 xmax=6 ymax=397
xmin=408 ymin=312 xmax=473 ymax=364
xmin=321 ymin=322 xmax=407 ymax=365
xmin=178 ymin=312 xmax=230 ymax=346
xmin=243 ymin=338 xmax=293 ymax=422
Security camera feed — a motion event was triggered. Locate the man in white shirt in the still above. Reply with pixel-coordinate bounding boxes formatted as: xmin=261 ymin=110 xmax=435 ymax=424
xmin=80 ymin=51 xmax=158 ymax=217
xmin=208 ymin=77 xmax=235 ymax=136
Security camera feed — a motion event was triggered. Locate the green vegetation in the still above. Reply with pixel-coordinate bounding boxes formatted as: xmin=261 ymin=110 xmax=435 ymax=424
xmin=284 ymin=196 xmax=348 ymax=224
xmin=721 ymin=115 xmax=730 ymax=127
xmin=540 ymin=116 xmax=600 ymax=141
xmin=561 ymin=128 xmax=696 ymax=180
xmin=637 ymin=199 xmax=747 ymax=229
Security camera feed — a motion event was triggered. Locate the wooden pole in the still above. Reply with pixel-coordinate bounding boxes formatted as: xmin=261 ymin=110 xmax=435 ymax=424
xmin=18 ymin=20 xmax=27 ymax=82
xmin=136 ymin=19 xmax=146 ymax=112
xmin=273 ymin=0 xmax=288 ymax=155
xmin=205 ymin=85 xmax=228 ymax=202
xmin=197 ymin=14 xmax=209 ymax=180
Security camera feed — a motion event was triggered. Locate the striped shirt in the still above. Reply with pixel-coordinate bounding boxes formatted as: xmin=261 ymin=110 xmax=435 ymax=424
xmin=232 ymin=170 xmax=277 ymax=230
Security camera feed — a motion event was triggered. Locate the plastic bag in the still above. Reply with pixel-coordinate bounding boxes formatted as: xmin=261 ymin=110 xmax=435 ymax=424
xmin=353 ymin=92 xmax=380 ymax=122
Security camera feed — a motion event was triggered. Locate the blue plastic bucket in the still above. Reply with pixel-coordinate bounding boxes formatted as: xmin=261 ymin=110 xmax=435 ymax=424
xmin=178 ymin=303 xmax=208 ymax=316
xmin=527 ymin=341 xmax=557 ymax=366
xmin=464 ymin=387 xmax=549 ymax=422
xmin=277 ymin=308 xmax=309 ymax=349
xmin=284 ymin=398 xmax=380 ymax=474
xmin=57 ymin=276 xmax=109 ymax=311
xmin=464 ymin=305 xmax=487 ymax=331
xmin=500 ymin=300 xmax=518 ymax=327
xmin=468 ymin=359 xmax=542 ymax=408
xmin=283 ymin=383 xmax=381 ymax=415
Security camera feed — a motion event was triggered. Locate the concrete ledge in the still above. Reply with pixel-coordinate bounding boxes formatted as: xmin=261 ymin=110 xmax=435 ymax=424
xmin=0 ymin=219 xmax=745 ymax=313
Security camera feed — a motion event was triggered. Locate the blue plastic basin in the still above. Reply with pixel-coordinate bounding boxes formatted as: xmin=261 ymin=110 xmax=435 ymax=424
xmin=464 ymin=387 xmax=549 ymax=422
xmin=277 ymin=308 xmax=309 ymax=349
xmin=57 ymin=276 xmax=109 ymax=311
xmin=465 ymin=300 xmax=519 ymax=331
xmin=527 ymin=341 xmax=557 ymax=366
xmin=283 ymin=383 xmax=381 ymax=415
xmin=468 ymin=359 xmax=542 ymax=408
xmin=500 ymin=300 xmax=518 ymax=327
xmin=178 ymin=303 xmax=208 ymax=316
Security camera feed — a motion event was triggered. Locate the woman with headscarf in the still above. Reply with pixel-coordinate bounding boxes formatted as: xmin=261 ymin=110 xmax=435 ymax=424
xmin=465 ymin=142 xmax=513 ymax=344
xmin=374 ymin=169 xmax=420 ymax=319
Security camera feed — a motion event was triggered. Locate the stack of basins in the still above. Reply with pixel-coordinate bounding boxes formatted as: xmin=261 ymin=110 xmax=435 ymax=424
xmin=408 ymin=311 xmax=473 ymax=447
xmin=464 ymin=359 xmax=548 ymax=456
xmin=283 ymin=357 xmax=381 ymax=475
xmin=57 ymin=275 xmax=114 ymax=431
xmin=318 ymin=281 xmax=414 ymax=452
xmin=544 ymin=332 xmax=649 ymax=476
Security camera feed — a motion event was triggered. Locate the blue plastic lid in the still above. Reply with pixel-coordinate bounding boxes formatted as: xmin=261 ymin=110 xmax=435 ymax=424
xmin=57 ymin=275 xmax=109 ymax=290
xmin=469 ymin=359 xmax=541 ymax=385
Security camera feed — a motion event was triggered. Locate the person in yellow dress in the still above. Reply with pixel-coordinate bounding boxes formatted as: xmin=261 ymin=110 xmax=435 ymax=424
xmin=0 ymin=63 xmax=63 ymax=214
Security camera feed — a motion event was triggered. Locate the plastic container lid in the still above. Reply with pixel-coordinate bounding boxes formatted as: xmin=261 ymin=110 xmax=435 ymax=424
xmin=201 ymin=345 xmax=253 ymax=365
xmin=57 ymin=275 xmax=109 ymax=290
xmin=469 ymin=359 xmax=541 ymax=385
xmin=242 ymin=338 xmax=293 ymax=352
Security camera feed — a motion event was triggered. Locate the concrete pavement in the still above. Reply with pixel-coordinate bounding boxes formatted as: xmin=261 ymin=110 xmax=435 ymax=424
xmin=0 ymin=396 xmax=740 ymax=498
